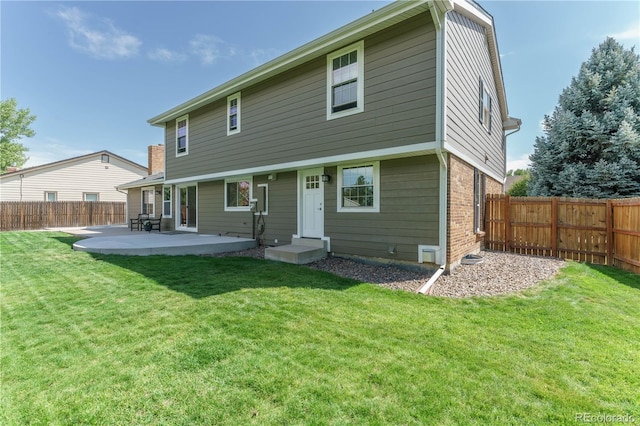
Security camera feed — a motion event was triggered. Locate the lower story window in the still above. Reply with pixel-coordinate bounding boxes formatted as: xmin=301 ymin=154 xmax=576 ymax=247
xmin=474 ymin=169 xmax=486 ymax=233
xmin=338 ymin=162 xmax=379 ymax=212
xmin=45 ymin=191 xmax=57 ymax=202
xmin=142 ymin=188 xmax=155 ymax=216
xmin=225 ymin=177 xmax=251 ymax=211
xmin=84 ymin=193 xmax=99 ymax=202
xmin=163 ymin=186 xmax=172 ymax=217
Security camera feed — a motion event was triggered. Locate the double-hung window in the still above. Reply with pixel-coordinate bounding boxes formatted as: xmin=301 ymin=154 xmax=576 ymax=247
xmin=337 ymin=162 xmax=379 ymax=212
xmin=142 ymin=187 xmax=155 ymax=216
xmin=163 ymin=186 xmax=172 ymax=217
xmin=225 ymin=177 xmax=252 ymax=211
xmin=479 ymin=78 xmax=492 ymax=132
xmin=327 ymin=41 xmax=364 ymax=119
xmin=227 ymin=93 xmax=241 ymax=135
xmin=176 ymin=115 xmax=188 ymax=156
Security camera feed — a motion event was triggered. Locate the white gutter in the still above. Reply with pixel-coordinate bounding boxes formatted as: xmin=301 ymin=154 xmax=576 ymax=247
xmin=419 ymin=1 xmax=452 ymax=295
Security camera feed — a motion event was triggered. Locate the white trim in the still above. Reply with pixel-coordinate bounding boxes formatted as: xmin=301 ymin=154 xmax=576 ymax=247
xmin=163 ymin=141 xmax=438 ymax=185
xmin=141 ymin=186 xmax=156 ymax=217
xmin=176 ymin=115 xmax=189 ymax=157
xmin=327 ymin=41 xmax=364 ymax=120
xmin=299 ymin=168 xmax=325 ymax=238
xmin=227 ymin=92 xmax=241 ymax=136
xmin=44 ymin=191 xmax=57 ymax=202
xmin=176 ymin=184 xmax=198 ymax=232
xmin=443 ymin=142 xmax=504 ymax=183
xmin=255 ymin=183 xmax=268 ymax=215
xmin=83 ymin=192 xmax=99 ymax=202
xmin=162 ymin=185 xmax=173 ymax=218
xmin=336 ymin=161 xmax=380 ymax=213
xmin=224 ymin=176 xmax=253 ymax=212
xmin=148 ymin=1 xmax=429 ymax=126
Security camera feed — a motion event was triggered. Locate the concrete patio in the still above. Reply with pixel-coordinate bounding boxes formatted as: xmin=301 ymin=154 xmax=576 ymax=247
xmin=58 ymin=225 xmax=256 ymax=256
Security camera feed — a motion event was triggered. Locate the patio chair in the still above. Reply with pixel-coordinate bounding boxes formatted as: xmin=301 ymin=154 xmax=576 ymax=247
xmin=130 ymin=213 xmax=149 ymax=231
xmin=144 ymin=215 xmax=162 ymax=232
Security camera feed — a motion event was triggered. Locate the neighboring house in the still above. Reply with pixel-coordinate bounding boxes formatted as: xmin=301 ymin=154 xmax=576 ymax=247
xmin=0 ymin=151 xmax=147 ymax=202
xmin=146 ymin=0 xmax=520 ymax=270
xmin=117 ymin=145 xmax=169 ymax=223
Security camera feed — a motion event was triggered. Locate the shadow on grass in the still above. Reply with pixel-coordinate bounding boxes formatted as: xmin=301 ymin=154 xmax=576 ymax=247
xmin=588 ymin=263 xmax=640 ymax=291
xmin=89 ymin=252 xmax=359 ymax=298
xmin=48 ymin=233 xmax=359 ymax=298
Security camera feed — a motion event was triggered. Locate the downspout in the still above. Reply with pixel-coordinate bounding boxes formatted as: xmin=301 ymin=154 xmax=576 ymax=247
xmin=419 ymin=1 xmax=451 ymax=294
xmin=116 ymin=187 xmax=129 ymax=225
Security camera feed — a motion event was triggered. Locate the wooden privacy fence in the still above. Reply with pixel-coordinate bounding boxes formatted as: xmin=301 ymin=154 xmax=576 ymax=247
xmin=485 ymin=195 xmax=640 ymax=274
xmin=0 ymin=201 xmax=126 ymax=231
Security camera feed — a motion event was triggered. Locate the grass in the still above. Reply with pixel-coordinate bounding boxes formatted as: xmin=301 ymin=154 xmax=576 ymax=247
xmin=1 ymin=232 xmax=639 ymax=425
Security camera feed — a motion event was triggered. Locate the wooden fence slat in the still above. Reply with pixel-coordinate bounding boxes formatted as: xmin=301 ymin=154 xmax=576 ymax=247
xmin=0 ymin=201 xmax=126 ymax=231
xmin=484 ymin=195 xmax=640 ymax=274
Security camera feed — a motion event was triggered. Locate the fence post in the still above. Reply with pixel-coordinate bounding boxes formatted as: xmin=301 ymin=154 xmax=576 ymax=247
xmin=505 ymin=195 xmax=511 ymax=252
xmin=551 ymin=197 xmax=558 ymax=258
xmin=606 ymin=199 xmax=613 ymax=266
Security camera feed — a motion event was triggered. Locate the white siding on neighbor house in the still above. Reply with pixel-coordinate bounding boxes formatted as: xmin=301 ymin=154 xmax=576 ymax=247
xmin=0 ymin=154 xmax=147 ymax=202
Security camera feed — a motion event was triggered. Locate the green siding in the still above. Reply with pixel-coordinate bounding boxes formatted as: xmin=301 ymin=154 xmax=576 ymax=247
xmin=165 ymin=12 xmax=437 ymax=181
xmin=325 ymin=156 xmax=440 ymax=262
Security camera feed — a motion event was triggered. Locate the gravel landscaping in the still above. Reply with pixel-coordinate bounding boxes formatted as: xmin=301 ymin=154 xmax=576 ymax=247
xmin=209 ymin=247 xmax=565 ymax=297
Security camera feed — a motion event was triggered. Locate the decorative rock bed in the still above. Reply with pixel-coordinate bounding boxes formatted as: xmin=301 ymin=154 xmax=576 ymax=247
xmin=208 ymin=248 xmax=566 ymax=298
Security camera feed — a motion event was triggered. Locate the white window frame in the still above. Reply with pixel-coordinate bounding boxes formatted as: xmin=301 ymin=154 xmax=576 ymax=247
xmin=141 ymin=187 xmax=156 ymax=217
xmin=337 ymin=161 xmax=380 ymax=213
xmin=83 ymin=193 xmax=99 ymax=202
xmin=45 ymin=191 xmax=57 ymax=202
xmin=227 ymin=92 xmax=241 ymax=136
xmin=479 ymin=78 xmax=492 ymax=133
xmin=162 ymin=186 xmax=172 ymax=218
xmin=224 ymin=176 xmax=252 ymax=212
xmin=176 ymin=115 xmax=189 ymax=156
xmin=327 ymin=41 xmax=365 ymax=120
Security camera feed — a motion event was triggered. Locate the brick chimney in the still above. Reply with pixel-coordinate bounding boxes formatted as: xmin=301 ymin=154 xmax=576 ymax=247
xmin=5 ymin=166 xmax=20 ymax=173
xmin=148 ymin=144 xmax=164 ymax=175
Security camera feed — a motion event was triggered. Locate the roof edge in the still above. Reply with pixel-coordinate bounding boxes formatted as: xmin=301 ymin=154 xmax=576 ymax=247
xmin=148 ymin=0 xmax=431 ymax=126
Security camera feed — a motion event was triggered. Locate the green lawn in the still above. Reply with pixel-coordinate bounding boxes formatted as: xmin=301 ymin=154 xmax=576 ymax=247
xmin=1 ymin=232 xmax=639 ymax=425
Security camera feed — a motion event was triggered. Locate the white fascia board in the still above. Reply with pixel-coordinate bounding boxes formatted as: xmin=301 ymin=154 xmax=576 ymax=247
xmin=163 ymin=141 xmax=439 ymax=185
xmin=451 ymin=0 xmax=510 ymax=123
xmin=148 ymin=0 xmax=431 ymax=127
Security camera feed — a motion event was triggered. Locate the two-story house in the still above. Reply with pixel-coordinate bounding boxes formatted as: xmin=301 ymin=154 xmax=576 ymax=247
xmin=146 ymin=0 xmax=520 ymax=270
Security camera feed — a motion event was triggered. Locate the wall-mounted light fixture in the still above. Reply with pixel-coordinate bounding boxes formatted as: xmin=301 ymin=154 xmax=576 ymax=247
xmin=321 ymin=174 xmax=331 ymax=183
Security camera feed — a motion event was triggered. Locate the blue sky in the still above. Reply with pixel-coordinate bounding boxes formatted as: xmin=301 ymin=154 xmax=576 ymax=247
xmin=2 ymin=1 xmax=639 ymax=172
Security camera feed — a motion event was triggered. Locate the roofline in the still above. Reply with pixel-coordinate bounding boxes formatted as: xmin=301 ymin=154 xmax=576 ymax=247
xmin=147 ymin=0 xmax=512 ymax=127
xmin=0 ymin=150 xmax=147 ymax=178
xmin=450 ymin=0 xmax=510 ymax=121
xmin=148 ymin=0 xmax=432 ymax=126
xmin=117 ymin=172 xmax=165 ymax=190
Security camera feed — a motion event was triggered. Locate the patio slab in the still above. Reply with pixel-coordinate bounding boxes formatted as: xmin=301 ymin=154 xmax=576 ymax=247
xmin=68 ymin=226 xmax=256 ymax=256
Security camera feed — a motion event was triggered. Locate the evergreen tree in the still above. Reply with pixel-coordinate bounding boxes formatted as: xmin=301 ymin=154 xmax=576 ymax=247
xmin=529 ymin=38 xmax=640 ymax=198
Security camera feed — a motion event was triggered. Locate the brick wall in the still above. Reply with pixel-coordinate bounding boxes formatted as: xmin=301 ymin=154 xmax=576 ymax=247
xmin=447 ymin=154 xmax=503 ymax=270
xmin=148 ymin=144 xmax=165 ymax=175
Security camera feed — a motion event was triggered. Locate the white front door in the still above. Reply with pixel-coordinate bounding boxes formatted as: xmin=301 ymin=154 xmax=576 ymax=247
xmin=301 ymin=168 xmax=324 ymax=238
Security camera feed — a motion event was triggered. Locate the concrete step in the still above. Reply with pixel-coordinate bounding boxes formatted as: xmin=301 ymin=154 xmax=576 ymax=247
xmin=265 ymin=244 xmax=327 ymax=265
xmin=291 ymin=237 xmax=327 ymax=250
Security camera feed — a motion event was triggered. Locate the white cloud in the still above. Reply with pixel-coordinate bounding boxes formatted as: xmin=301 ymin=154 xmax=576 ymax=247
xmin=189 ymin=34 xmax=227 ymax=65
xmin=56 ymin=6 xmax=141 ymax=60
xmin=507 ymin=153 xmax=532 ymax=173
xmin=249 ymin=48 xmax=282 ymax=66
xmin=147 ymin=48 xmax=187 ymax=63
xmin=609 ymin=24 xmax=640 ymax=43
xmin=22 ymin=137 xmax=93 ymax=168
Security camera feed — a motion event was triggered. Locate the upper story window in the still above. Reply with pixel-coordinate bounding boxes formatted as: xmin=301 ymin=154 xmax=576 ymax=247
xmin=327 ymin=41 xmax=364 ymax=120
xmin=101 ymin=154 xmax=110 ymax=163
xmin=479 ymin=78 xmax=492 ymax=132
xmin=337 ymin=162 xmax=380 ymax=213
xmin=227 ymin=93 xmax=241 ymax=136
xmin=176 ymin=115 xmax=189 ymax=156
